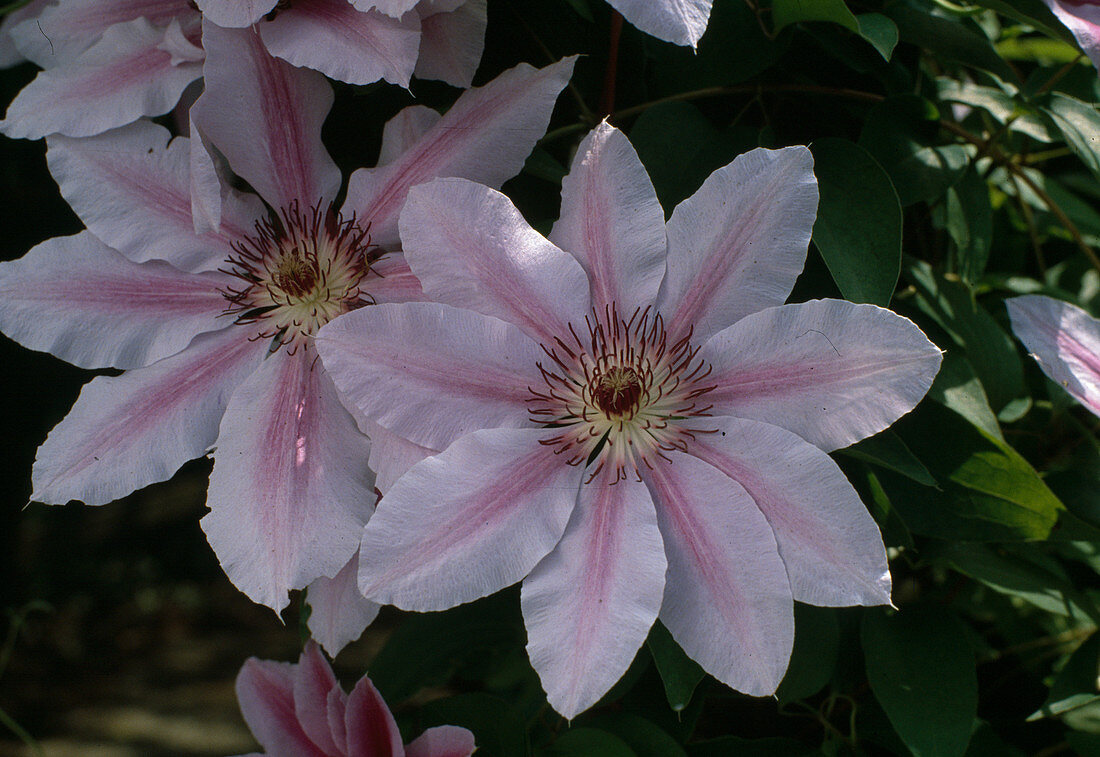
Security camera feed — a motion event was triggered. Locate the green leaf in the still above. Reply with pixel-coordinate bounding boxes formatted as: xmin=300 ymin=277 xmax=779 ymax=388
xmin=862 ymin=606 xmax=978 ymax=757
xmin=418 ymin=694 xmax=529 ymax=757
xmin=885 ymin=3 xmax=1017 ymax=81
xmin=1042 ymin=93 xmax=1100 ymax=183
xmin=647 ymin=621 xmax=705 ymax=712
xmin=968 ymin=0 xmax=1075 ymax=43
xmin=542 ymin=728 xmax=637 ymax=757
xmin=523 ymin=146 xmax=567 ymax=184
xmin=577 ymin=714 xmax=686 ymax=757
xmin=562 ymin=0 xmax=594 ymax=23
xmin=687 ymin=737 xmax=820 ymax=756
xmin=945 ymin=166 xmax=993 ymax=284
xmin=773 ymin=0 xmax=859 ymax=33
xmin=935 ymin=78 xmax=1055 ymax=143
xmin=776 ymin=604 xmax=840 ymax=705
xmin=856 ymin=13 xmax=899 ymax=60
xmin=810 ymin=138 xmax=902 ymax=305
xmin=844 ymin=430 xmax=938 ymax=487
xmin=1033 ymin=633 xmax=1100 ymax=730
xmin=927 ymin=351 xmax=1004 ymax=442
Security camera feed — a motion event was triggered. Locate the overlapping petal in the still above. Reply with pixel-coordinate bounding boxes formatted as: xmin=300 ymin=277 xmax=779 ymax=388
xmin=369 ymin=253 xmax=427 ymax=304
xmin=413 ymin=0 xmax=487 ymax=88
xmin=1044 ymin=0 xmax=1100 ymax=73
xmin=359 ymin=418 xmax=437 ymax=494
xmin=606 ymin=0 xmax=713 ymax=47
xmin=358 ymin=428 xmax=584 ymax=611
xmin=344 ymin=677 xmax=404 ymax=757
xmin=194 ymin=0 xmax=279 ymax=28
xmin=404 ymin=727 xmax=477 ymax=757
xmin=702 ymin=299 xmax=943 ymax=451
xmin=236 ymin=657 xmax=329 ymax=757
xmin=306 ymin=554 xmax=382 ymax=656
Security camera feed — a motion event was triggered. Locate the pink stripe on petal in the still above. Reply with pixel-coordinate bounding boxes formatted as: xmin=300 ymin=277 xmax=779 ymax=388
xmin=646 ymin=453 xmax=794 ymax=696
xmin=31 ymin=328 xmax=267 ymax=507
xmin=358 ymin=427 xmax=583 ymax=611
xmin=345 ymin=677 xmax=403 ymax=757
xmin=399 ymin=179 xmax=590 ymax=343
xmin=317 ymin=302 xmax=545 ymax=451
xmin=521 ymin=472 xmax=665 ymax=718
xmin=203 ymin=348 xmax=375 ymax=611
xmin=405 ymin=726 xmax=477 ymax=757
xmin=293 ymin=642 xmax=343 ymax=755
xmin=376 ymin=105 xmax=442 ymax=166
xmin=691 ymin=417 xmax=892 ymax=607
xmin=236 ymin=658 xmax=329 ymax=757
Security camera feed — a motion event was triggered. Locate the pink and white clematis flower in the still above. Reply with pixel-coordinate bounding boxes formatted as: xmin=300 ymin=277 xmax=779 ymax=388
xmin=195 ymin=0 xmax=486 ymax=87
xmin=0 ymin=27 xmax=574 ymax=650
xmin=316 ymin=122 xmax=943 ymax=718
xmin=235 ymin=641 xmax=475 ymax=757
xmin=606 ymin=0 xmax=713 ymax=47
xmin=1008 ymin=295 xmax=1100 ymax=416
xmin=1042 ymin=0 xmax=1100 ymax=73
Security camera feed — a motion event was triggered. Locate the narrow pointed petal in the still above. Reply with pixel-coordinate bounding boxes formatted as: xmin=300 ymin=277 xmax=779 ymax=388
xmin=549 ymin=121 xmax=667 ymax=315
xmin=369 ymin=253 xmax=426 ymax=304
xmin=0 ymin=232 xmax=229 ymax=370
xmin=692 ymin=417 xmax=892 ymax=606
xmin=317 ymin=302 xmax=544 ymax=451
xmin=405 ymin=726 xmax=477 ymax=757
xmin=1044 ymin=0 xmax=1100 ymax=73
xmin=646 ymin=453 xmax=794 ymax=696
xmin=293 ymin=643 xmax=343 ymax=755
xmin=194 ymin=0 xmax=278 ymax=27
xmin=1008 ymin=295 xmax=1100 ymax=415
xmin=358 ymin=427 xmax=583 ymax=611
xmin=236 ymin=658 xmax=328 ymax=757
xmin=194 ymin=22 xmax=341 ymax=211
xmin=522 ymin=472 xmax=665 ymax=718
xmin=399 ymin=179 xmax=590 ymax=343
xmin=356 ymin=0 xmax=420 ymax=16
xmin=606 ymin=0 xmax=712 ymax=46
xmin=343 ymin=56 xmax=575 ymax=247
xmin=31 ymin=327 xmax=264 ymax=504
xmin=376 ymin=105 xmax=443 ymax=166
xmin=413 ymin=0 xmax=487 ymax=88
xmin=702 ymin=299 xmax=942 ymax=452
xmin=261 ymin=0 xmax=421 ymax=86
xmin=344 ymin=677 xmax=403 ymax=757
xmin=1 ymin=17 xmax=203 ymax=139
xmin=47 ymin=123 xmax=264 ymax=273
xmin=190 ymin=117 xmax=226 ymax=234
xmin=655 ymin=146 xmax=818 ymax=342
xmin=359 ymin=417 xmax=436 ymax=494
xmin=327 ymin=687 xmax=349 ymax=756
xmin=307 ymin=553 xmax=383 ymax=656
xmin=203 ymin=349 xmax=376 ymax=611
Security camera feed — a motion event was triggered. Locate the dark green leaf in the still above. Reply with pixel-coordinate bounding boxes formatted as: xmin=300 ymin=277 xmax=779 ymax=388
xmin=1033 ymin=633 xmax=1100 ymax=731
xmin=773 ymin=0 xmax=859 ymax=33
xmin=968 ymin=0 xmax=1075 ymax=43
xmin=577 ymin=713 xmax=686 ymax=757
xmin=687 ymin=736 xmax=819 ymax=756
xmin=1042 ymin=93 xmax=1100 ymax=183
xmin=927 ymin=351 xmax=1004 ymax=442
xmin=946 ymin=167 xmax=993 ymax=284
xmin=862 ymin=605 xmax=978 ymax=757
xmin=647 ymin=621 xmax=705 ymax=712
xmin=856 ymin=13 xmax=900 ymax=60
xmin=810 ymin=138 xmax=902 ymax=305
xmin=541 ymin=728 xmax=636 ymax=757
xmin=418 ymin=694 xmax=529 ymax=757
xmin=776 ymin=604 xmax=840 ymax=705
xmin=844 ymin=430 xmax=938 ymax=487
xmin=562 ymin=0 xmax=594 ymax=23
xmin=885 ymin=3 xmax=1017 ymax=81
xmin=935 ymin=78 xmax=1055 ymax=143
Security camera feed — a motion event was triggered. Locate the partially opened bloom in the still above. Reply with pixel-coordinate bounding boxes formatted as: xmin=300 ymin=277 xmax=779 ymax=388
xmin=316 ymin=122 xmax=943 ymax=717
xmin=606 ymin=0 xmax=713 ymax=47
xmin=1008 ymin=294 xmax=1100 ymax=415
xmin=0 ymin=28 xmax=573 ymax=649
xmin=1042 ymin=0 xmax=1100 ymax=73
xmin=236 ymin=641 xmax=475 ymax=757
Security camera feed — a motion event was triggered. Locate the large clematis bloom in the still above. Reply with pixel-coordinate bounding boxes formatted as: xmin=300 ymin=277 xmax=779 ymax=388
xmin=316 ymin=122 xmax=943 ymax=718
xmin=1043 ymin=0 xmax=1100 ymax=73
xmin=236 ymin=641 xmax=475 ymax=757
xmin=0 ymin=27 xmax=574 ymax=651
xmin=1008 ymin=294 xmax=1100 ymax=416
xmin=606 ymin=0 xmax=713 ymax=47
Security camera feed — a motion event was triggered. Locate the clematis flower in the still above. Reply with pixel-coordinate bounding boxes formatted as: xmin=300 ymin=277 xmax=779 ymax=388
xmin=1008 ymin=294 xmax=1100 ymax=416
xmin=0 ymin=27 xmax=574 ymax=652
xmin=605 ymin=0 xmax=713 ymax=47
xmin=1042 ymin=0 xmax=1100 ymax=73
xmin=235 ymin=641 xmax=475 ymax=757
xmin=316 ymin=122 xmax=943 ymax=717
xmin=194 ymin=0 xmax=486 ymax=87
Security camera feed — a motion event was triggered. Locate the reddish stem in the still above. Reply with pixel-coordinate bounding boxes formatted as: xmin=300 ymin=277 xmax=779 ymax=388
xmin=598 ymin=11 xmax=623 ymax=119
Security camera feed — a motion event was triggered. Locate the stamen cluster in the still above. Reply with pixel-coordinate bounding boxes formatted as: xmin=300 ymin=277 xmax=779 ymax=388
xmin=528 ymin=304 xmax=716 ymax=483
xmin=221 ymin=201 xmax=379 ymax=354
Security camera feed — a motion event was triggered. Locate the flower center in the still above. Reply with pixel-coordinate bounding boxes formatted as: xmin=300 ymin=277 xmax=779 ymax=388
xmin=221 ymin=200 xmax=379 ymax=354
xmin=528 ymin=305 xmax=716 ymax=483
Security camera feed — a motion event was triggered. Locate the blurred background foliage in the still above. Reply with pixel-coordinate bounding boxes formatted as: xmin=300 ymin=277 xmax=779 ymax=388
xmin=5 ymin=0 xmax=1100 ymax=754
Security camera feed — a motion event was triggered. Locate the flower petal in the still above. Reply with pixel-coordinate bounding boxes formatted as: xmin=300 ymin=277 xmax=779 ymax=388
xmin=30 ymin=328 xmax=265 ymax=506
xmin=236 ymin=657 xmax=328 ymax=757
xmin=405 ymin=726 xmax=477 ymax=757
xmin=0 ymin=232 xmax=229 ymax=370
xmin=413 ymin=0 xmax=486 ymax=88
xmin=399 ymin=179 xmax=590 ymax=343
xmin=655 ymin=146 xmax=818 ymax=342
xmin=521 ymin=471 xmax=665 ymax=718
xmin=293 ymin=642 xmax=343 ymax=755
xmin=550 ymin=121 xmax=667 ymax=315
xmin=359 ymin=417 xmax=437 ymax=494
xmin=358 ymin=427 xmax=583 ymax=611
xmin=343 ymin=56 xmax=575 ymax=247
xmin=605 ymin=0 xmax=713 ymax=46
xmin=317 ymin=302 xmax=544 ymax=451
xmin=47 ymin=122 xmax=264 ymax=273
xmin=344 ymin=676 xmax=403 ymax=757
xmin=260 ymin=0 xmax=421 ymax=86
xmin=194 ymin=0 xmax=278 ymax=27
xmin=1 ymin=16 xmax=203 ymax=139
xmin=702 ymin=299 xmax=942 ymax=452
xmin=369 ymin=252 xmax=427 ymax=304
xmin=1008 ymin=294 xmax=1100 ymax=416
xmin=377 ymin=105 xmax=442 ymax=166
xmin=307 ymin=553 xmax=383 ymax=656
xmin=691 ymin=417 xmax=892 ymax=606
xmin=194 ymin=21 xmax=341 ymax=212
xmin=1045 ymin=0 xmax=1100 ymax=73
xmin=0 ymin=0 xmax=52 ymax=67
xmin=646 ymin=452 xmax=794 ymax=696
xmin=203 ymin=348 xmax=376 ymax=611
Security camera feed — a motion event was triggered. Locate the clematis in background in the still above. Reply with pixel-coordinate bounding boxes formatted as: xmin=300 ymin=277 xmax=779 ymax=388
xmin=0 ymin=26 xmax=573 ymax=652
xmin=606 ymin=0 xmax=713 ymax=47
xmin=235 ymin=642 xmax=475 ymax=757
xmin=1042 ymin=0 xmax=1100 ymax=73
xmin=1008 ymin=294 xmax=1100 ymax=416
xmin=316 ymin=122 xmax=943 ymax=717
